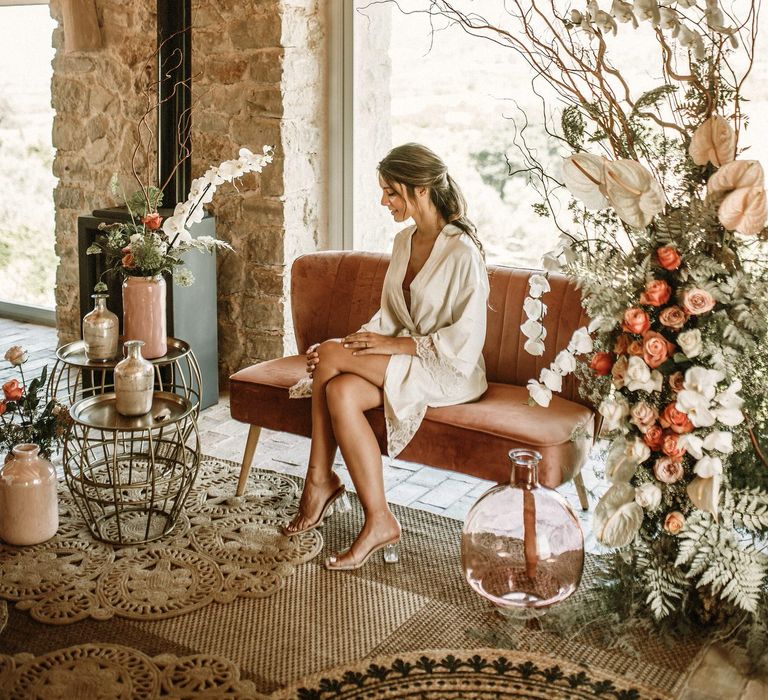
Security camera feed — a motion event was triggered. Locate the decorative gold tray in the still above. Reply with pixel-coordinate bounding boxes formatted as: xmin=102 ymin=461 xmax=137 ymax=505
xmin=69 ymin=391 xmax=194 ymax=430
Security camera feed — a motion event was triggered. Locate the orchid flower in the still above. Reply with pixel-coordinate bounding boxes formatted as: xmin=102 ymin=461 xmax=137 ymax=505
xmin=611 ymin=0 xmax=638 ymax=27
xmin=634 ymin=0 xmax=662 ymax=26
xmin=677 ymin=25 xmax=705 ymax=60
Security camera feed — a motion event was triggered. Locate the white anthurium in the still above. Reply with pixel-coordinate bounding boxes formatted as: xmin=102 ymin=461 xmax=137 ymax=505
xmin=599 ymin=396 xmax=630 ymax=432
xmin=594 ymin=482 xmax=644 ymax=547
xmin=712 ymin=405 xmax=745 ymax=427
xmin=635 ymin=482 xmax=662 ymax=510
xmin=676 ymin=390 xmax=717 ymax=428
xmin=553 ymin=349 xmax=577 ymax=375
xmin=707 ymin=160 xmax=764 ymax=198
xmin=604 ymin=159 xmax=665 ymax=228
xmin=594 ymin=9 xmax=618 ymax=34
xmin=687 ymin=474 xmax=722 ymax=519
xmin=521 ymin=319 xmax=546 ymax=340
xmin=527 ymin=378 xmax=553 ymax=407
xmin=523 ymin=297 xmax=547 ymax=320
xmin=634 ymin=0 xmax=662 ymax=26
xmin=684 ymin=366 xmax=725 ymax=401
xmin=678 ymin=433 xmax=704 ymax=460
xmin=540 ymin=367 xmax=563 ymax=393
xmin=689 ymin=114 xmax=736 ymax=168
xmin=524 ymin=337 xmax=546 ymax=356
xmin=528 ymin=274 xmax=551 ymax=298
xmin=606 ymin=439 xmax=651 ymax=483
xmin=718 ymin=186 xmax=767 ymax=236
xmin=562 ymin=153 xmax=609 ymax=209
xmin=611 ymin=0 xmax=638 ymax=27
xmin=702 ymin=431 xmax=734 ymax=454
xmin=625 ymin=356 xmax=664 ymax=393
xmin=658 ymin=7 xmax=681 ymax=35
xmin=694 ymin=455 xmax=724 ymax=478
xmin=677 ymin=25 xmax=706 ymax=60
xmin=567 ymin=326 xmax=593 ymax=354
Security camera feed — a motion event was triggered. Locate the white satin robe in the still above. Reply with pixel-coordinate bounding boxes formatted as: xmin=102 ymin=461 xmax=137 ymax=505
xmin=291 ymin=223 xmax=489 ymax=458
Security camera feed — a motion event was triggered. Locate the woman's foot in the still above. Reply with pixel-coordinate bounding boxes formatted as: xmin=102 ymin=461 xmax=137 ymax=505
xmin=325 ymin=511 xmax=401 ymax=570
xmin=282 ymin=472 xmax=347 ymax=537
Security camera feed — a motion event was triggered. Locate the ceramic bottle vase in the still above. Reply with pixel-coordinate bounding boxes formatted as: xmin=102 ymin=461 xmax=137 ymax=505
xmin=115 ymin=340 xmax=154 ymax=416
xmin=82 ymin=293 xmax=119 ymax=361
xmin=461 ymin=448 xmax=584 ymax=610
xmin=0 ymin=444 xmax=59 ymax=545
xmin=122 ymin=275 xmax=167 ymax=359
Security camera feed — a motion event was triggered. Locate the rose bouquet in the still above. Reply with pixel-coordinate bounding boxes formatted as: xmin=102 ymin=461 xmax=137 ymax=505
xmin=0 ymin=347 xmax=70 ymax=460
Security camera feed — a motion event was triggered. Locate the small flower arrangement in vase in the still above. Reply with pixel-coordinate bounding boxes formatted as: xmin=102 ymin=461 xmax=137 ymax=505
xmin=87 ymin=145 xmax=274 ymax=358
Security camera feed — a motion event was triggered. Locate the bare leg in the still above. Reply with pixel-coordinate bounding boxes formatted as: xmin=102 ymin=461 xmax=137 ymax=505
xmin=326 ymin=373 xmax=401 ymax=567
xmin=285 ymin=340 xmax=390 ymax=534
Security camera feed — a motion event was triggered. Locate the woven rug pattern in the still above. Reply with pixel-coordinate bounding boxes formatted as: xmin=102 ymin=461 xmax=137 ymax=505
xmin=0 ymin=457 xmax=704 ymax=696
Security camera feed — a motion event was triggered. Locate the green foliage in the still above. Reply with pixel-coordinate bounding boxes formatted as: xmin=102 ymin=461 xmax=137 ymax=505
xmin=125 ymin=186 xmax=164 ymax=217
xmin=630 ymin=85 xmax=679 ymax=118
xmin=561 ymin=105 xmax=585 ymax=151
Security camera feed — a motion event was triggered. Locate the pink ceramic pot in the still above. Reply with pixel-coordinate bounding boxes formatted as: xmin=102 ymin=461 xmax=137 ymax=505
xmin=0 ymin=444 xmax=59 ymax=546
xmin=122 ymin=275 xmax=167 ymax=359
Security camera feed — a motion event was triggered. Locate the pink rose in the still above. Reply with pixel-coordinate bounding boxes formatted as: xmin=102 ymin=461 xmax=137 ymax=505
xmin=681 ymin=288 xmax=716 ymax=315
xmin=640 ymin=279 xmax=672 ymax=307
xmin=142 ymin=212 xmax=163 ymax=230
xmin=664 ymin=511 xmax=685 ymax=535
xmin=630 ymin=401 xmax=658 ymax=433
xmin=661 ymin=432 xmax=686 ymax=460
xmin=622 ymin=308 xmax=650 ymax=335
xmin=660 ymin=403 xmax=693 ymax=434
xmin=642 ymin=331 xmax=675 ymax=369
xmin=658 ymin=306 xmax=688 ymax=331
xmin=656 ymin=246 xmax=682 ymax=271
xmin=654 ymin=456 xmax=684 ymax=484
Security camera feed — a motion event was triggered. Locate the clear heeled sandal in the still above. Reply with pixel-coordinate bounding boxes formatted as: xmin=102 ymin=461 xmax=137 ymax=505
xmin=324 ymin=537 xmax=401 ymax=570
xmin=281 ymin=486 xmax=351 ymax=537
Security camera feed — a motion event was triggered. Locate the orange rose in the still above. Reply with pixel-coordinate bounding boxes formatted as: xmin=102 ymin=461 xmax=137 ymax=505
xmin=681 ymin=287 xmax=716 ymax=315
xmin=654 ymin=456 xmax=684 ymax=484
xmin=122 ymin=252 xmax=135 ymax=268
xmin=659 ymin=403 xmax=693 ymax=434
xmin=643 ymin=424 xmax=664 ymax=451
xmin=656 ymin=246 xmax=682 ymax=271
xmin=639 ymin=279 xmax=672 ymax=307
xmin=614 ymin=334 xmax=631 ymax=354
xmin=664 ymin=511 xmax=685 ymax=535
xmin=627 ymin=340 xmax=644 ymax=356
xmin=2 ymin=379 xmax=23 ymax=402
xmin=142 ymin=212 xmax=163 ymax=230
xmin=622 ymin=308 xmax=650 ymax=335
xmin=658 ymin=306 xmax=688 ymax=331
xmin=0 ymin=400 xmax=6 ymax=416
xmin=668 ymin=371 xmax=685 ymax=393
xmin=661 ymin=432 xmax=686 ymax=460
xmin=589 ymin=352 xmax=614 ymax=376
xmin=642 ymin=331 xmax=675 ymax=369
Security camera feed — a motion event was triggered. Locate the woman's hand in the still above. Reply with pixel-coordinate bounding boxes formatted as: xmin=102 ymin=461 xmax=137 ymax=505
xmin=306 ymin=343 xmax=320 ymax=376
xmin=342 ymin=332 xmax=409 ymax=356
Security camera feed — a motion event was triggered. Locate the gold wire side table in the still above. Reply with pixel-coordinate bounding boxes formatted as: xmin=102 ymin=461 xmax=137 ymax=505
xmin=48 ymin=337 xmax=202 ymax=415
xmin=63 ymin=392 xmax=201 ymax=545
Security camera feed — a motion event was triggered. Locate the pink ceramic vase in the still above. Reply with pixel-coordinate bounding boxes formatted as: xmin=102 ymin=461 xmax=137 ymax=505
xmin=0 ymin=444 xmax=59 ymax=546
xmin=122 ymin=275 xmax=167 ymax=359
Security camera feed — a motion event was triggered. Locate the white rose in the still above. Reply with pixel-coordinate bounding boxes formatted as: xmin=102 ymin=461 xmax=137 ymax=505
xmin=684 ymin=366 xmax=725 ymax=400
xmin=552 ymin=350 xmax=576 ymax=375
xmin=625 ymin=356 xmax=663 ymax=393
xmin=702 ymin=431 xmax=733 ymax=454
xmin=524 ymin=338 xmax=546 ymax=356
xmin=567 ymin=326 xmax=593 ymax=354
xmin=677 ymin=329 xmax=702 ymax=358
xmin=540 ymin=368 xmax=563 ymax=393
xmin=676 ymin=390 xmax=716 ymax=428
xmin=694 ymin=455 xmax=723 ymax=478
xmin=635 ymin=483 xmax=662 ymax=510
xmin=521 ymin=319 xmax=546 ymax=340
xmin=3 ymin=345 xmax=27 ymax=366
xmin=523 ymin=297 xmax=546 ymax=320
xmin=528 ymin=274 xmax=551 ymax=298
xmin=678 ymin=433 xmax=704 ymax=460
xmin=527 ymin=379 xmax=552 ymax=407
xmin=599 ymin=396 xmax=630 ymax=432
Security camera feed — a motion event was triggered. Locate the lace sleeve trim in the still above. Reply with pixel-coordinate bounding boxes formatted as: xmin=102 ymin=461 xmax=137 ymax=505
xmin=386 ymin=408 xmax=426 ymax=459
xmin=414 ymin=335 xmax=464 ymax=395
xmin=288 ymin=376 xmax=313 ymax=399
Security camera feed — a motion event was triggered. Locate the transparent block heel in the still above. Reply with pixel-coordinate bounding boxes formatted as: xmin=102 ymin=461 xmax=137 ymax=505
xmin=329 ymin=492 xmax=352 ymax=516
xmin=382 ymin=543 xmax=399 ymax=564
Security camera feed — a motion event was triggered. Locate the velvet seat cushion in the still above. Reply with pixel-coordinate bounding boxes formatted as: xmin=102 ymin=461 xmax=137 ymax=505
xmin=230 ymin=356 xmax=594 ymax=487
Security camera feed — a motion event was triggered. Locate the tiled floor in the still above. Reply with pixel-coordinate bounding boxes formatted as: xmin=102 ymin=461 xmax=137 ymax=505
xmin=1 ymin=317 xmax=764 ymax=698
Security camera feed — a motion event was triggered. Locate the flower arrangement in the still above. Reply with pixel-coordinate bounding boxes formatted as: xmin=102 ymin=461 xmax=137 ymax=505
xmin=0 ymin=347 xmax=70 ymax=460
xmin=87 ymin=146 xmax=274 ymax=289
xmin=413 ymin=0 xmax=768 ymax=653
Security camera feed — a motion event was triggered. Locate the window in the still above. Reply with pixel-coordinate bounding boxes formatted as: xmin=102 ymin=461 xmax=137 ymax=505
xmin=0 ymin=1 xmax=57 ymax=320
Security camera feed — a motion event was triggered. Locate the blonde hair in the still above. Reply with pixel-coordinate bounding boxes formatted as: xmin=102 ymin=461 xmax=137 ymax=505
xmin=378 ymin=143 xmax=484 ymax=258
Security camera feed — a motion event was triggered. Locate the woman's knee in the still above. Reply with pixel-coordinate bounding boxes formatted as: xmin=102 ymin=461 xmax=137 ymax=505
xmin=316 ymin=339 xmax=345 ymax=369
xmin=326 ymin=374 xmax=376 ymax=415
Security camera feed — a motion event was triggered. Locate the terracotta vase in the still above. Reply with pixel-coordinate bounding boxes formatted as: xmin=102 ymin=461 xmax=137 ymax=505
xmin=82 ymin=293 xmax=119 ymax=361
xmin=114 ymin=340 xmax=154 ymax=416
xmin=122 ymin=275 xmax=167 ymax=359
xmin=0 ymin=443 xmax=59 ymax=546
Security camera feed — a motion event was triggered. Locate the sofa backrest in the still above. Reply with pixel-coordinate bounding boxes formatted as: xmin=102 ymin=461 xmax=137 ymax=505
xmin=291 ymin=251 xmax=591 ymax=407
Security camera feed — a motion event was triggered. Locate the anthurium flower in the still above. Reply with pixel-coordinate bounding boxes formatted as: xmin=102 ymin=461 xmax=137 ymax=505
xmin=594 ymin=482 xmax=644 ymax=547
xmin=687 ymin=475 xmax=721 ymax=519
xmin=707 ymin=160 xmax=764 ymax=198
xmin=562 ymin=153 xmax=608 ymax=209
xmin=604 ymin=159 xmax=665 ymax=228
xmin=718 ymin=186 xmax=767 ymax=235
xmin=606 ymin=438 xmax=651 ymax=483
xmin=689 ymin=114 xmax=735 ymax=167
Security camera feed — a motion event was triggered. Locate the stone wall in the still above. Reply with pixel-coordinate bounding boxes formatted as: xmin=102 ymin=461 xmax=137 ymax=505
xmin=50 ymin=0 xmax=328 ymax=381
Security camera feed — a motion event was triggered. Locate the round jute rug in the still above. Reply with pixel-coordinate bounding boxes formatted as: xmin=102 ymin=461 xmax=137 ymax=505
xmin=276 ymin=648 xmax=671 ymax=700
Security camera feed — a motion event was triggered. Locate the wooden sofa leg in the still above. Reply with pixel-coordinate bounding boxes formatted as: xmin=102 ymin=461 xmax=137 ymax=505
xmin=236 ymin=425 xmax=262 ymax=496
xmin=573 ymin=472 xmax=589 ymax=511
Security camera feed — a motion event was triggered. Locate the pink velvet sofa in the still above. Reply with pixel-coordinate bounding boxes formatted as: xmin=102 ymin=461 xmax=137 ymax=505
xmin=230 ymin=251 xmax=595 ymax=507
